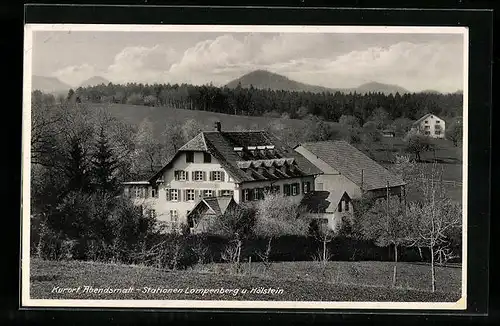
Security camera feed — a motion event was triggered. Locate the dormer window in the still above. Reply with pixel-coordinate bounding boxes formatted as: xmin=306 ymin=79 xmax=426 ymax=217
xmin=203 ymin=153 xmax=212 ymax=163
xmin=186 ymin=152 xmax=194 ymax=163
xmin=425 ymin=120 xmax=429 ymax=124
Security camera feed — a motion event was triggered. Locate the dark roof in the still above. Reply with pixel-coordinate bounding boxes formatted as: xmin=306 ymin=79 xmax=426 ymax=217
xmin=149 ymin=130 xmax=322 ymax=183
xmin=412 ymin=113 xmax=442 ymax=126
xmin=300 ymin=190 xmax=351 ymax=213
xmin=189 ymin=196 xmax=236 ymax=217
xmin=297 ymin=141 xmax=405 ymax=191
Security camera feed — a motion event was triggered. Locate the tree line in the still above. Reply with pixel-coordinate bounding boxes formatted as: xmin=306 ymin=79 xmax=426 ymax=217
xmin=63 ymin=81 xmax=463 ymax=124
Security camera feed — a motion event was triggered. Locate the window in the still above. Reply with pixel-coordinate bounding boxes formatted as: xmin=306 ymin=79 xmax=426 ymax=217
xmin=167 ymin=189 xmax=179 ymax=201
xmin=338 ymin=201 xmax=342 ymax=212
xmin=203 ymin=189 xmax=214 ymax=197
xmin=302 ymin=182 xmax=311 ymax=194
xmin=135 ymin=187 xmax=143 ymax=198
xmin=435 ymin=124 xmax=441 ymax=130
xmin=174 ymin=170 xmax=187 ymax=181
xmin=186 ymin=152 xmax=194 ymax=163
xmin=425 ymin=120 xmax=429 ymax=124
xmin=203 ymin=153 xmax=212 ymax=163
xmin=436 ymin=120 xmax=440 ymax=123
xmin=219 ymin=190 xmax=234 ymax=197
xmin=424 ymin=131 xmax=430 ymax=135
xmin=284 ymin=184 xmax=291 ymax=196
xmin=148 ymin=209 xmax=157 ymax=219
xmin=243 ymin=189 xmax=255 ymax=201
xmin=255 ymin=188 xmax=264 ymax=200
xmin=194 ymin=171 xmax=204 ymax=181
xmin=152 ymin=188 xmax=158 ymax=198
xmin=345 ymin=199 xmax=349 ymax=212
xmin=435 ymin=130 xmax=441 ymax=135
xmin=169 ymin=210 xmax=179 ymax=230
xmin=211 ymin=171 xmax=225 ymax=181
xmin=185 ymin=189 xmax=195 ymax=201
xmin=271 ymin=185 xmax=280 ymax=194
xmin=424 ymin=125 xmax=430 ymax=130
xmin=291 ymin=183 xmax=300 ymax=196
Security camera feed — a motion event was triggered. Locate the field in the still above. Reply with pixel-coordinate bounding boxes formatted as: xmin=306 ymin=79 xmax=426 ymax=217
xmin=88 ymin=103 xmax=342 ymax=139
xmin=30 ymin=259 xmax=461 ymax=302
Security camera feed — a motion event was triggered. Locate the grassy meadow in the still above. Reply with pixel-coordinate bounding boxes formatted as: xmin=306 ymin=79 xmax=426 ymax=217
xmin=30 ymin=258 xmax=461 ymax=302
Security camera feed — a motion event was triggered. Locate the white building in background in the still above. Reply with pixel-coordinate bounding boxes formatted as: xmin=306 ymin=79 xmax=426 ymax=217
xmin=122 ymin=122 xmax=322 ymax=233
xmin=411 ymin=113 xmax=446 ymax=139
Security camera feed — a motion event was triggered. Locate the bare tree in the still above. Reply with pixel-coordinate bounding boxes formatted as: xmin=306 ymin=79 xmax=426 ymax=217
xmin=313 ymin=221 xmax=336 ymax=268
xmin=406 ymin=163 xmax=462 ymax=292
xmin=356 ymin=192 xmax=412 ymax=287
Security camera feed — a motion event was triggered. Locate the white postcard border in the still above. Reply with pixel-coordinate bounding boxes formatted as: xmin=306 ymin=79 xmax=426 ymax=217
xmin=21 ymin=23 xmax=469 ymax=310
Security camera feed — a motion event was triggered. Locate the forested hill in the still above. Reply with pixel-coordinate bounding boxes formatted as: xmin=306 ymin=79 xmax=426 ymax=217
xmin=61 ymin=81 xmax=462 ymax=124
xmin=225 ymin=70 xmax=335 ymax=93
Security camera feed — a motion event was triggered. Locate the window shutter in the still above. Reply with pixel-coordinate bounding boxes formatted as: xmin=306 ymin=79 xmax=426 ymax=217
xmin=203 ymin=171 xmax=207 ymax=181
xmin=296 ymin=183 xmax=300 ymax=194
xmin=209 ymin=171 xmax=213 ymax=181
xmin=338 ymin=201 xmax=342 ymax=212
xmin=184 ymin=190 xmax=188 ymax=202
xmin=191 ymin=171 xmax=195 ymax=181
xmin=221 ymin=171 xmax=225 ymax=182
xmin=166 ymin=189 xmax=171 ymax=201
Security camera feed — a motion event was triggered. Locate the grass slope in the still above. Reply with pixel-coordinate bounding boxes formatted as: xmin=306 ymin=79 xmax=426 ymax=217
xmin=87 ymin=103 xmax=342 ymax=139
xmin=31 ymin=259 xmax=461 ymax=302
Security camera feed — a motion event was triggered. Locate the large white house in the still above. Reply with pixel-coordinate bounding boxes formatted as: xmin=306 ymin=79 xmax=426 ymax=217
xmin=411 ymin=113 xmax=446 ymax=139
xmin=122 ymin=122 xmax=322 ymax=233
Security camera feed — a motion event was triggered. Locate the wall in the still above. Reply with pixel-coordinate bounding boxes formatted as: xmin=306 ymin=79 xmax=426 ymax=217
xmin=157 ymin=152 xmax=238 ymax=228
xmin=295 ymin=146 xmax=363 ymax=201
xmin=239 ymin=176 xmax=316 ymax=205
xmin=415 ymin=114 xmax=446 ymax=139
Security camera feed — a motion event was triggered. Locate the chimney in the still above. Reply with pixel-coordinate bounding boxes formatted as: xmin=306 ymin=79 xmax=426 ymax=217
xmin=214 ymin=121 xmax=221 ymax=132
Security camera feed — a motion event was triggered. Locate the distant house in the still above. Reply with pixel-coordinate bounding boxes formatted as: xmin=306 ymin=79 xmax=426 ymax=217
xmin=382 ymin=129 xmax=396 ymax=138
xmin=294 ymin=141 xmax=406 ymax=200
xmin=411 ymin=113 xmax=446 ymax=139
xmin=122 ymin=122 xmax=322 ymax=233
xmin=300 ymin=190 xmax=354 ymax=232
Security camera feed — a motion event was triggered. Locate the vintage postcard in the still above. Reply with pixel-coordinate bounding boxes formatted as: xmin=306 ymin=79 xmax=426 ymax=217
xmin=22 ymin=23 xmax=468 ymax=310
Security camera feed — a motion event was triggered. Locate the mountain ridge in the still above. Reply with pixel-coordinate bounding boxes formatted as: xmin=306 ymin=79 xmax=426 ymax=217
xmin=225 ymin=70 xmax=410 ymax=95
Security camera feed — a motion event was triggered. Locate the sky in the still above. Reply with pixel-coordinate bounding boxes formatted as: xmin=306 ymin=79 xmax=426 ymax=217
xmin=31 ymin=30 xmax=465 ymax=93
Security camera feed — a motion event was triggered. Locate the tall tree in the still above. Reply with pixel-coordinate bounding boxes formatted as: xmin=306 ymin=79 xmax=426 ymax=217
xmin=91 ymin=126 xmax=119 ymax=193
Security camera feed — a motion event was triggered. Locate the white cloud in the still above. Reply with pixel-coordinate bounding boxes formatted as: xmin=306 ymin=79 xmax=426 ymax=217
xmin=50 ymin=33 xmax=464 ymax=92
xmin=53 ymin=63 xmax=99 ymax=87
xmin=107 ymin=44 xmax=179 ymax=83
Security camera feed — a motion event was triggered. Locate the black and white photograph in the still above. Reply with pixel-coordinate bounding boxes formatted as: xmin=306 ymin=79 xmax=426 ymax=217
xmin=22 ymin=23 xmax=468 ymax=309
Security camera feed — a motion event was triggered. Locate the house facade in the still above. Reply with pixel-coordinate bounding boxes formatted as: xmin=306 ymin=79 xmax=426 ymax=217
xmin=122 ymin=122 xmax=322 ymax=233
xmin=411 ymin=113 xmax=446 ymax=139
xmin=301 ymin=190 xmax=354 ymax=232
xmin=294 ymin=141 xmax=406 ymax=201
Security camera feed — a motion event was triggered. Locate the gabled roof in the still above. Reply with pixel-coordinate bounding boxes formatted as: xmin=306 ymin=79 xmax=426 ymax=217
xmin=412 ymin=113 xmax=442 ymax=126
xmin=300 ymin=190 xmax=351 ymax=213
xmin=297 ymin=141 xmax=405 ymax=191
xmin=189 ymin=196 xmax=236 ymax=217
xmin=148 ymin=130 xmax=322 ymax=183
xmin=179 ymin=132 xmax=208 ymax=151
